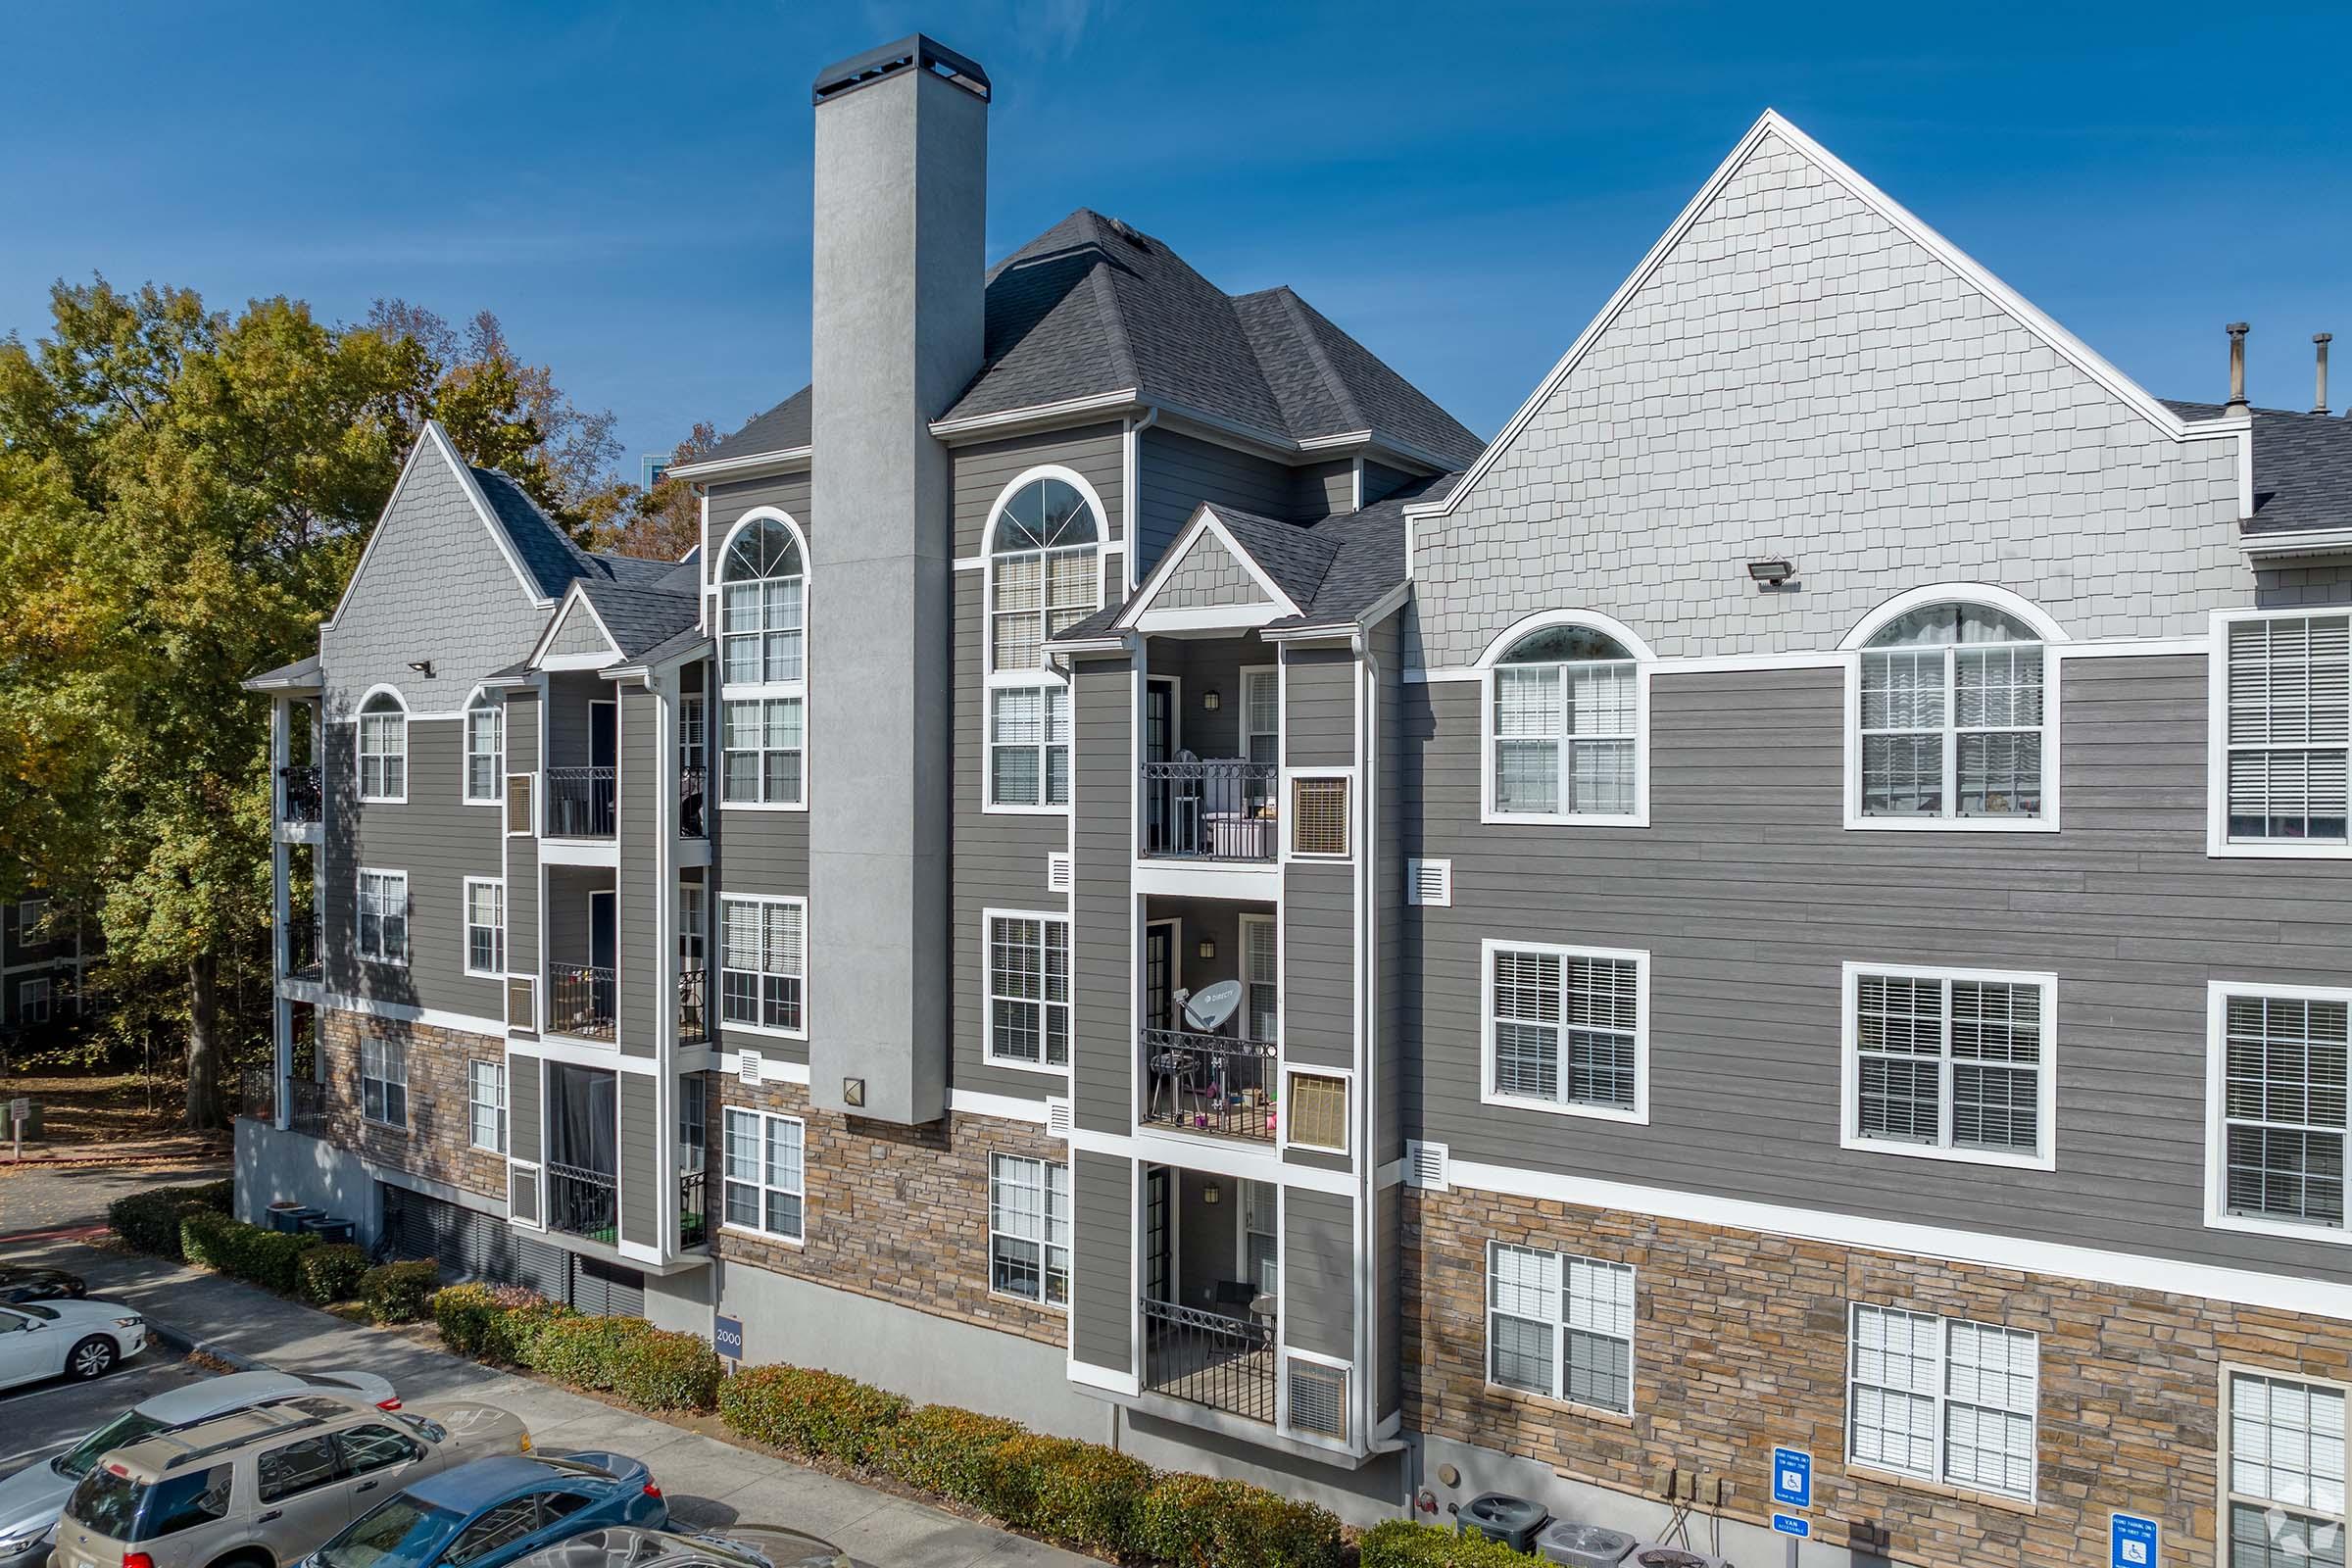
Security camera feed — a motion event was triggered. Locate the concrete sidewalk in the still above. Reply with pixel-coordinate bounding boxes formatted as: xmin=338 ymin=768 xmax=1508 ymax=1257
xmin=14 ymin=1238 xmax=1091 ymax=1568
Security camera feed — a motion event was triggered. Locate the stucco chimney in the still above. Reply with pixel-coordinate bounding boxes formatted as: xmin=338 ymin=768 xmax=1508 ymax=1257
xmin=2315 ymin=332 xmax=2332 ymax=416
xmin=806 ymin=35 xmax=989 ymax=1125
xmin=2227 ymin=321 xmax=2251 ymax=414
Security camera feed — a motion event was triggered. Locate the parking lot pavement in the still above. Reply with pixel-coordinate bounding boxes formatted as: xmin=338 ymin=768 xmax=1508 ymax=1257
xmin=0 ymin=1351 xmax=202 ymax=1473
xmin=7 ymin=1239 xmax=1095 ymax=1568
xmin=0 ymin=1156 xmax=231 ymax=1240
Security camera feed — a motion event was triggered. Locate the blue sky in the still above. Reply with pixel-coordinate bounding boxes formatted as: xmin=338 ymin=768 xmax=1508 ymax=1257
xmin=4 ymin=1 xmax=2346 ymax=471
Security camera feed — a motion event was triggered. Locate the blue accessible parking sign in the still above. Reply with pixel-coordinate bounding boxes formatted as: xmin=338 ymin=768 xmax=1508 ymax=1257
xmin=2112 ymin=1513 xmax=2158 ymax=1568
xmin=1771 ymin=1447 xmax=1812 ymax=1510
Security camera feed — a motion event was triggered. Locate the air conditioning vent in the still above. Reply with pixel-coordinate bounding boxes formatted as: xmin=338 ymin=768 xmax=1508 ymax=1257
xmin=509 ymin=1162 xmax=541 ymax=1228
xmin=1047 ymin=851 xmax=1073 ymax=893
xmin=505 ymin=977 xmax=535 ymax=1032
xmin=1405 ymin=858 xmax=1452 ymax=906
xmin=506 ymin=774 xmax=534 ymax=836
xmin=1287 ymin=1357 xmax=1348 ymax=1441
xmin=1046 ymin=1096 xmax=1074 ymax=1138
xmin=1404 ymin=1139 xmax=1450 ymax=1192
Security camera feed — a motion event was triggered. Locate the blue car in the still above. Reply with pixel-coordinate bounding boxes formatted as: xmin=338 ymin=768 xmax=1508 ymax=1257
xmin=303 ymin=1453 xmax=665 ymax=1568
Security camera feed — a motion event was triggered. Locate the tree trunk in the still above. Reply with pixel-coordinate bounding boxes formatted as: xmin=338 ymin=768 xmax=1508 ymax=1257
xmin=185 ymin=953 xmax=224 ymax=1130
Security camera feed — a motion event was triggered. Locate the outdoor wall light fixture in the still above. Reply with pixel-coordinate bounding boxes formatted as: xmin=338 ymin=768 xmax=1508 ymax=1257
xmin=406 ymin=660 xmax=435 ymax=677
xmin=1202 ymin=1182 xmax=1222 ymax=1204
xmin=1202 ymin=690 xmax=1222 ymax=710
xmin=1745 ymin=559 xmax=1795 ymax=588
xmin=1198 ymin=937 xmax=1217 ymax=960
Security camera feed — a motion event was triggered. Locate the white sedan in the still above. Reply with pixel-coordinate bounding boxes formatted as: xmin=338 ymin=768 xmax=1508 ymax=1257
xmin=0 ymin=1298 xmax=146 ymax=1389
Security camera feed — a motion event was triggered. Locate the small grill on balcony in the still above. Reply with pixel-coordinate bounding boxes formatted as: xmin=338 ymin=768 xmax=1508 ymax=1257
xmin=1141 ymin=760 xmax=1277 ymax=860
xmin=544 ymin=766 xmax=616 ymax=837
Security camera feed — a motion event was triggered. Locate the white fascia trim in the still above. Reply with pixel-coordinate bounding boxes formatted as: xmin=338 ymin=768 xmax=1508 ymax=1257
xmin=539 ymin=840 xmax=619 ymax=868
xmin=2239 ymin=526 xmax=2352 ymax=562
xmin=1136 ymin=605 xmax=1284 ymax=633
xmin=1406 ymin=109 xmax=2240 ymax=536
xmin=931 ymin=390 xmax=1142 ymax=440
xmin=712 ymin=1050 xmax=813 ymax=1086
xmin=949 ymin=1088 xmax=1055 ymax=1124
xmin=1066 ymin=1124 xmax=1357 ymax=1196
xmin=314 ymin=991 xmax=507 ymax=1040
xmin=541 ymin=652 xmax=620 ymax=672
xmin=665 ymin=446 xmax=814 ymax=481
xmin=510 ymin=1035 xmax=663 ymax=1074
xmin=1132 ymin=861 xmax=1284 ymax=901
xmin=1477 ymin=937 xmax=1651 ymax=1126
xmin=1444 ymin=1157 xmax=2352 ymax=1323
xmin=1119 ymin=509 xmax=1301 ymax=628
xmin=1837 ymin=582 xmax=2072 ymax=651
xmin=527 ymin=584 xmax=622 ymax=667
xmin=1838 ymin=960 xmax=2060 ymax=1172
xmin=1067 ymin=1360 xmax=1143 ymax=1398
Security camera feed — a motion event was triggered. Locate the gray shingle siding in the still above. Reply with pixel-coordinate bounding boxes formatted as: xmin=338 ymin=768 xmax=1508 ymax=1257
xmin=1282 ymin=1187 xmax=1353 ymax=1360
xmin=1152 ymin=531 xmax=1272 ymax=612
xmin=1072 ymin=1151 xmax=1132 ymax=1372
xmin=544 ymin=600 xmax=616 ymax=660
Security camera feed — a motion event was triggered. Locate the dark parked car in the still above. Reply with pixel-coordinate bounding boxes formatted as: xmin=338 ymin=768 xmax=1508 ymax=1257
xmin=518 ymin=1527 xmax=847 ymax=1568
xmin=302 ymin=1452 xmax=666 ymax=1568
xmin=0 ymin=1267 xmax=85 ymax=1304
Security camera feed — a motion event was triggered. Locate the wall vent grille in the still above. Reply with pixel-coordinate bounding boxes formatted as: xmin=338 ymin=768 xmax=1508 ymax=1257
xmin=1405 ymin=858 xmax=1452 ymax=906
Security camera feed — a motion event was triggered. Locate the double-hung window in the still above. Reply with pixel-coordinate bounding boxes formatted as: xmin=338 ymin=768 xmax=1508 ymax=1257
xmin=1489 ymin=625 xmax=1641 ymax=820
xmin=1483 ymin=940 xmax=1647 ymax=1121
xmin=2222 ymin=612 xmax=2350 ymax=847
xmin=719 ymin=895 xmax=805 ymax=1035
xmin=2225 ymin=1370 xmax=2349 ymax=1568
xmin=717 ymin=516 xmax=806 ymax=807
xmin=464 ymin=696 xmax=503 ymax=803
xmin=985 ymin=913 xmax=1070 ymax=1069
xmin=1842 ymin=964 xmax=2055 ymax=1168
xmin=357 ymin=869 xmax=408 ymax=966
xmin=1486 ymin=1242 xmax=1636 ymax=1415
xmin=467 ymin=1060 xmax=505 ymax=1153
xmin=988 ymin=1152 xmax=1070 ymax=1306
xmin=19 ymin=977 xmax=50 ymax=1026
xmin=1848 ymin=1304 xmax=2037 ymax=1500
xmin=358 ymin=694 xmax=408 ymax=803
xmin=986 ymin=476 xmax=1099 ymax=809
xmin=1240 ymin=913 xmax=1278 ymax=1043
xmin=2214 ymin=986 xmax=2348 ymax=1234
xmin=361 ymin=1036 xmax=409 ymax=1128
xmin=1856 ymin=603 xmax=2047 ymax=822
xmin=463 ymin=878 xmax=504 ymax=977
xmin=722 ymin=1107 xmax=804 ymax=1242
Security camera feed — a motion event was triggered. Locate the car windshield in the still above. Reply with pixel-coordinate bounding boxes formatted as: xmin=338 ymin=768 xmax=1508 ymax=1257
xmin=390 ymin=1412 xmax=447 ymax=1445
xmin=53 ymin=1411 xmax=172 ymax=1480
xmin=318 ymin=1497 xmax=463 ymax=1568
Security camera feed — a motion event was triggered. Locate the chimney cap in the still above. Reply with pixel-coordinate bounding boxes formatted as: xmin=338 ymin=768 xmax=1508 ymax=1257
xmin=2228 ymin=321 xmax=2251 ymax=336
xmin=813 ymin=33 xmax=991 ymax=107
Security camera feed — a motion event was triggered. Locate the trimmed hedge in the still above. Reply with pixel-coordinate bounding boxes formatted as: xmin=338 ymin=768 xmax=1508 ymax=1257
xmin=297 ymin=1243 xmax=371 ymax=1305
xmin=878 ymin=1403 xmax=1026 ymax=1503
xmin=718 ymin=1364 xmax=908 ymax=1467
xmin=359 ymin=1260 xmax=439 ymax=1324
xmin=1138 ymin=1472 xmax=1347 ymax=1568
xmin=1007 ymin=1437 xmax=1154 ymax=1555
xmin=178 ymin=1212 xmax=319 ymax=1295
xmin=612 ymin=1327 xmax=723 ymax=1413
xmin=1359 ymin=1521 xmax=1543 ymax=1568
xmin=528 ymin=1313 xmax=640 ymax=1391
xmin=108 ymin=1180 xmax=234 ymax=1259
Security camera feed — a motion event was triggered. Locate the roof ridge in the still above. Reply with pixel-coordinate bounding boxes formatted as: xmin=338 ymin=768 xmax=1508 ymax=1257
xmin=1080 ymin=215 xmax=1144 ymax=393
xmin=1273 ymin=286 xmax=1366 ymax=435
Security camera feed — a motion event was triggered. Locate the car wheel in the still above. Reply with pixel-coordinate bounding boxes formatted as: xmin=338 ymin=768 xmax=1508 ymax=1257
xmin=65 ymin=1335 xmax=117 ymax=1380
xmin=208 ymin=1550 xmax=273 ymax=1568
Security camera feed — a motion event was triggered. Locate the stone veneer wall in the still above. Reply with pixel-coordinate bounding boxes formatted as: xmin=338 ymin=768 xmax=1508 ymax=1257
xmin=318 ymin=1006 xmax=507 ymax=1200
xmin=1405 ymin=1182 xmax=2352 ymax=1568
xmin=711 ymin=1076 xmax=1069 ymax=1351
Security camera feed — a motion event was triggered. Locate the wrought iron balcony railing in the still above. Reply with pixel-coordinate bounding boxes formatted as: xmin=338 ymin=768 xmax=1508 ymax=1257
xmin=679 ymin=764 xmax=709 ymax=839
xmin=1141 ymin=1297 xmax=1275 ymax=1423
xmin=279 ymin=765 xmax=322 ymax=825
xmin=1141 ymin=1028 xmax=1278 ymax=1142
xmin=544 ymin=766 xmax=616 ymax=837
xmin=679 ymin=967 xmax=709 ymax=1043
xmin=546 ymin=1160 xmax=618 ymax=1243
xmin=1140 ymin=760 xmax=1278 ymax=860
xmin=680 ymin=1167 xmax=709 ymax=1250
xmin=284 ymin=912 xmax=322 ymax=980
xmin=548 ymin=964 xmax=616 ymax=1041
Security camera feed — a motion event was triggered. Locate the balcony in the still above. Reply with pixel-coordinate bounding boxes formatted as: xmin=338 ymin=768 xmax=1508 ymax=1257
xmin=680 ymin=1167 xmax=709 ymax=1250
xmin=679 ymin=765 xmax=709 ymax=839
xmin=679 ymin=967 xmax=709 ymax=1043
xmin=1142 ymin=760 xmax=1277 ymax=861
xmin=283 ymin=912 xmax=322 ymax=981
xmin=1141 ymin=1296 xmax=1275 ymax=1423
xmin=239 ymin=1069 xmax=327 ymax=1137
xmin=546 ymin=1160 xmax=618 ymax=1243
xmin=278 ymin=765 xmax=322 ymax=825
xmin=545 ymin=766 xmax=616 ymax=837
xmin=549 ymin=964 xmax=615 ymax=1041
xmin=1142 ymin=1029 xmax=1277 ymax=1142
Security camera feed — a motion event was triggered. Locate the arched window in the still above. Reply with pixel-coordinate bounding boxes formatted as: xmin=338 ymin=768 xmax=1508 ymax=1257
xmin=717 ymin=514 xmax=806 ymax=808
xmin=1490 ymin=624 xmax=1640 ymax=818
xmin=358 ymin=691 xmax=408 ymax=803
xmin=987 ymin=476 xmax=1102 ymax=808
xmin=1858 ymin=603 xmax=2045 ymax=820
xmin=464 ymin=690 xmax=503 ymax=804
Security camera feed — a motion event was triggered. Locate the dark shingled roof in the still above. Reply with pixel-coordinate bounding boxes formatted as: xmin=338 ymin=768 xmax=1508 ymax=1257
xmin=613 ymin=626 xmax=714 ymax=673
xmin=241 ymin=653 xmax=322 ymax=691
xmin=574 ymin=578 xmax=701 ymax=661
xmin=697 ymin=211 xmax=1483 ymax=470
xmin=470 ymin=468 xmax=596 ymax=599
xmin=2161 ymin=402 xmax=2352 ymax=535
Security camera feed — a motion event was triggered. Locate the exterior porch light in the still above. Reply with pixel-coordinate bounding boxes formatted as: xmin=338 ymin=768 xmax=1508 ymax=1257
xmin=1201 ymin=689 xmax=1222 ymax=710
xmin=1202 ymin=1182 xmax=1221 ymax=1204
xmin=406 ymin=660 xmax=435 ymax=677
xmin=1745 ymin=560 xmax=1794 ymax=588
xmin=1198 ymin=936 xmax=1216 ymax=960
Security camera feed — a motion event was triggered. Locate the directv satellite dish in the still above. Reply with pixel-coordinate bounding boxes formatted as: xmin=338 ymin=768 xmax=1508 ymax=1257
xmin=1182 ymin=979 xmax=1242 ymax=1034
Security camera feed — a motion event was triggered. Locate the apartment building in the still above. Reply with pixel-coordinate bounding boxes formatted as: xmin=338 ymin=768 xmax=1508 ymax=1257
xmin=2 ymin=892 xmax=88 ymax=1036
xmin=239 ymin=33 xmax=2352 ymax=1568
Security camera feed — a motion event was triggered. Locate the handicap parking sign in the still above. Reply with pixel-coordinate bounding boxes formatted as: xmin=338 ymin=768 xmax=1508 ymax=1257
xmin=1771 ymin=1447 xmax=1812 ymax=1510
xmin=2112 ymin=1513 xmax=2157 ymax=1568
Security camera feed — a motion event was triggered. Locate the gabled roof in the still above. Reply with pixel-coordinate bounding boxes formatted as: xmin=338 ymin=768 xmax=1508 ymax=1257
xmin=687 ymin=211 xmax=1484 ymax=473
xmin=240 ymin=653 xmax=322 ymax=693
xmin=576 ymin=578 xmax=699 ymax=658
xmin=469 ymin=466 xmax=597 ymax=600
xmin=2161 ymin=403 xmax=2352 ymax=536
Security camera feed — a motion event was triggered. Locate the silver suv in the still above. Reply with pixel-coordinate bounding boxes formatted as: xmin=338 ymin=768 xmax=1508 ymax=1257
xmin=53 ymin=1396 xmax=527 ymax=1568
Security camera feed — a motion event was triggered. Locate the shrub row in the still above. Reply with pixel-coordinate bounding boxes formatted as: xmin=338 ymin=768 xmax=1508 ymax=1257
xmin=1359 ymin=1520 xmax=1543 ymax=1568
xmin=360 ymin=1260 xmax=441 ymax=1324
xmin=178 ymin=1211 xmax=318 ymax=1295
xmin=107 ymin=1180 xmax=234 ymax=1259
xmin=430 ymin=1289 xmax=1341 ymax=1566
xmin=163 ymin=1208 xmax=432 ymax=1325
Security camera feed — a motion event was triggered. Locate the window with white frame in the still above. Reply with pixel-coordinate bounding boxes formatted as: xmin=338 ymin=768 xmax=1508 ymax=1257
xmin=467 ymin=1060 xmax=505 ymax=1153
xmin=1857 ymin=603 xmax=2046 ymax=820
xmin=361 ymin=1035 xmax=409 ymax=1128
xmin=1485 ymin=942 xmax=1645 ymax=1118
xmin=1243 ymin=1179 xmax=1278 ymax=1293
xmin=16 ymin=898 xmax=45 ymax=934
xmin=679 ymin=695 xmax=707 ymax=772
xmin=1241 ymin=914 xmax=1278 ymax=1043
xmin=464 ymin=695 xmax=503 ymax=803
xmin=2218 ymin=989 xmax=2348 ymax=1232
xmin=2224 ymin=612 xmax=2350 ymax=845
xmin=721 ymin=697 xmax=803 ymax=806
xmin=357 ymin=870 xmax=408 ymax=965
xmin=1486 ymin=1242 xmax=1636 ymax=1415
xmin=358 ymin=693 xmax=408 ymax=803
xmin=1847 ymin=1303 xmax=2037 ymax=1500
xmin=722 ymin=1107 xmax=804 ymax=1241
xmin=19 ymin=977 xmax=51 ymax=1026
xmin=988 ymin=1152 xmax=1070 ymax=1305
xmin=719 ymin=896 xmax=804 ymax=1034
xmin=986 ymin=476 xmax=1099 ymax=808
xmin=1491 ymin=625 xmax=1640 ymax=818
xmin=463 ymin=878 xmax=504 ymax=977
xmin=719 ymin=518 xmax=805 ymax=686
xmin=1844 ymin=966 xmax=2054 ymax=1166
xmin=986 ymin=913 xmax=1070 ymax=1068
xmin=2225 ymin=1370 xmax=2349 ymax=1568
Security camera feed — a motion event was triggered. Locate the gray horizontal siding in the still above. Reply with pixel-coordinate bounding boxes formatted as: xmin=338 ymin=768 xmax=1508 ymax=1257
xmin=950 ymin=423 xmax=1125 ymax=561
xmin=509 ymin=1053 xmax=542 ymax=1166
xmin=1072 ymin=1151 xmax=1132 ymax=1372
xmin=1282 ymin=864 xmax=1354 ymax=1073
xmin=1071 ymin=656 xmax=1134 ymax=1133
xmin=1136 ymin=429 xmax=1292 ymax=579
xmin=1373 ymin=618 xmax=1404 ymax=1166
xmin=1289 ymin=459 xmax=1355 ymax=521
xmin=1283 ymin=646 xmax=1356 ymax=769
xmin=1283 ymin=1186 xmax=1353 ymax=1360
xmin=705 ymin=471 xmax=813 ymax=586
xmin=1406 ymin=653 xmax=2352 ymax=1286
xmin=619 ymin=1072 xmax=659 ymax=1247
xmin=617 ymin=687 xmax=660 ymax=1057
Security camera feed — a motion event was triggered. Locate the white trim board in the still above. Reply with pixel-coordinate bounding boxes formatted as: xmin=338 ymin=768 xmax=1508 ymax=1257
xmin=1442 ymin=1157 xmax=2352 ymax=1323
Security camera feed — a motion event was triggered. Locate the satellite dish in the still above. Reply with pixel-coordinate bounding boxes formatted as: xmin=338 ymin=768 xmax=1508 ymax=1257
xmin=1182 ymin=979 xmax=1242 ymax=1033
